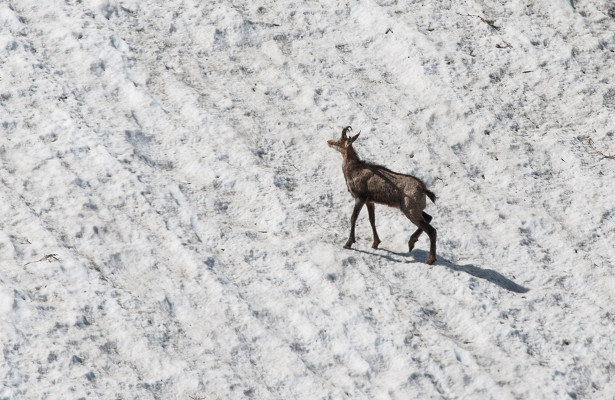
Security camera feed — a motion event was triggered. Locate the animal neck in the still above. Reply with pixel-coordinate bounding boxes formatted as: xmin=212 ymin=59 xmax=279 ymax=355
xmin=343 ymin=146 xmax=361 ymax=166
xmin=341 ymin=146 xmax=362 ymax=182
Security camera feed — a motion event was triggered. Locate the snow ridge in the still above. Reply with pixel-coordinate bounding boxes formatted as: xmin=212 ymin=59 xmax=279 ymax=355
xmin=1 ymin=0 xmax=614 ymax=399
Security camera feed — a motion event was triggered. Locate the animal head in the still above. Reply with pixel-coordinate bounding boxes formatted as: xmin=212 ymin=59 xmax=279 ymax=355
xmin=327 ymin=126 xmax=360 ymax=154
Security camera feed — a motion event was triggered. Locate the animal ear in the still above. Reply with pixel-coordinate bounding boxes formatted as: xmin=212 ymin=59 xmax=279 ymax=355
xmin=348 ymin=131 xmax=360 ymax=144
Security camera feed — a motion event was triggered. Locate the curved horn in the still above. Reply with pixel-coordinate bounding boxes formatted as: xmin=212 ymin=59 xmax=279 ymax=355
xmin=342 ymin=126 xmax=352 ymax=138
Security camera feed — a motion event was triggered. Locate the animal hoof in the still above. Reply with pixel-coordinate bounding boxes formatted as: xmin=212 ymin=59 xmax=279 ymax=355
xmin=343 ymin=241 xmax=353 ymax=249
xmin=425 ymin=256 xmax=436 ymax=265
xmin=372 ymin=241 xmax=380 ymax=249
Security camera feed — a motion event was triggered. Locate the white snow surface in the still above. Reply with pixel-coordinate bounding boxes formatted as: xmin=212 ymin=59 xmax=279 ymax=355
xmin=1 ymin=0 xmax=615 ymax=399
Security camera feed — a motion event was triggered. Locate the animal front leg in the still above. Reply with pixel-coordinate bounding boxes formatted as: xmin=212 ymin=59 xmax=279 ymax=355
xmin=344 ymin=198 xmax=365 ymax=249
xmin=366 ymin=202 xmax=381 ymax=249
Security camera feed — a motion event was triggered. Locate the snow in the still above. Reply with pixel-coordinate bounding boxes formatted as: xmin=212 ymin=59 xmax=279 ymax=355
xmin=1 ymin=0 xmax=615 ymax=398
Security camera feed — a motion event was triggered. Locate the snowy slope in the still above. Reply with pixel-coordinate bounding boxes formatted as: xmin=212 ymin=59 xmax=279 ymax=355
xmin=1 ymin=0 xmax=615 ymax=398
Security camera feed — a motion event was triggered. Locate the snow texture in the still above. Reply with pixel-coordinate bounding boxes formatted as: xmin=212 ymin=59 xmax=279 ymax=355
xmin=1 ymin=0 xmax=614 ymax=399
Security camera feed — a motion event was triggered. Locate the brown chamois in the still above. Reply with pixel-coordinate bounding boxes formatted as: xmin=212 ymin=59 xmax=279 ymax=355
xmin=327 ymin=126 xmax=437 ymax=264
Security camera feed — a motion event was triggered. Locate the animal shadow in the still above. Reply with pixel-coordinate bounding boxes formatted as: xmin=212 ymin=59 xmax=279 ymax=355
xmin=356 ymin=248 xmax=530 ymax=294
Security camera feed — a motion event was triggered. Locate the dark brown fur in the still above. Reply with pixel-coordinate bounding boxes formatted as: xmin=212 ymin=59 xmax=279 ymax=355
xmin=328 ymin=126 xmax=437 ymax=264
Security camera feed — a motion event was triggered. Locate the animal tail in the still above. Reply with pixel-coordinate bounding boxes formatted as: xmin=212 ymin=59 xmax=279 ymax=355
xmin=425 ymin=189 xmax=436 ymax=203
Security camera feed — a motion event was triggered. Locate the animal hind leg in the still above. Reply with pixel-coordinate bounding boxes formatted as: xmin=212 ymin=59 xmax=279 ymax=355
xmin=405 ymin=211 xmax=437 ymax=264
xmin=408 ymin=212 xmax=433 ymax=253
xmin=366 ymin=202 xmax=381 ymax=249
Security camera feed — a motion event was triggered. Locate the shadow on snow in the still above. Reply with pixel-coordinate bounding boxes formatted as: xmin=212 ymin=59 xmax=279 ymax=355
xmin=351 ymin=248 xmax=529 ymax=294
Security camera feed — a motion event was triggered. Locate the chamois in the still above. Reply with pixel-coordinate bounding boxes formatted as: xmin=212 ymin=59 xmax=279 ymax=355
xmin=327 ymin=126 xmax=437 ymax=264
